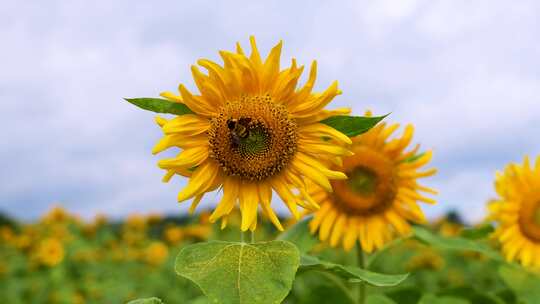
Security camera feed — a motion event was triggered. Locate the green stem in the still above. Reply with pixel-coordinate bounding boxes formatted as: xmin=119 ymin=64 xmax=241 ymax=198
xmin=356 ymin=243 xmax=366 ymax=304
xmin=250 ymin=230 xmax=255 ymax=243
xmin=240 ymin=230 xmax=251 ymax=243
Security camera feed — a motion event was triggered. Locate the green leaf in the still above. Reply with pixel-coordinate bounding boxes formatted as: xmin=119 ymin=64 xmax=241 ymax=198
xmin=498 ymin=265 xmax=540 ymax=304
xmin=299 ymin=255 xmax=408 ymax=287
xmin=459 ymin=224 xmax=495 ymax=240
xmin=385 ymin=287 xmax=423 ymax=304
xmin=438 ymin=287 xmax=505 ymax=304
xmin=321 ymin=114 xmax=387 ymax=137
xmin=175 ymin=240 xmax=300 ymax=304
xmin=418 ymin=294 xmax=470 ymax=304
xmin=127 ymin=298 xmax=164 ymax=304
xmin=413 ymin=226 xmax=502 ymax=261
xmin=124 ymin=98 xmax=194 ymax=115
xmin=277 ymin=217 xmax=318 ymax=254
xmin=367 ymin=294 xmax=398 ymax=304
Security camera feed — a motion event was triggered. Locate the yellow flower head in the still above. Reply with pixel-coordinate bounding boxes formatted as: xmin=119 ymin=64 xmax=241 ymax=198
xmin=405 ymin=249 xmax=445 ymax=271
xmin=41 ymin=205 xmax=71 ymax=225
xmin=309 ymin=116 xmax=437 ymax=252
xmin=489 ymin=155 xmax=540 ymax=269
xmin=145 ymin=241 xmax=169 ymax=266
xmin=154 ymin=37 xmax=351 ymax=231
xmin=36 ymin=238 xmax=65 ymax=267
xmin=164 ymin=226 xmax=184 ymax=245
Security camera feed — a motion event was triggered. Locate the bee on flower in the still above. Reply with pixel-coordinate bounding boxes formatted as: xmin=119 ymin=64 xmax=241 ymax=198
xmin=150 ymin=37 xmax=351 ymax=231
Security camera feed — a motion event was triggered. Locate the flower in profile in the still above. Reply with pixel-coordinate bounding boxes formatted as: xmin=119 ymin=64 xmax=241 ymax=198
xmin=154 ymin=37 xmax=351 ymax=231
xmin=36 ymin=238 xmax=65 ymax=267
xmin=145 ymin=242 xmax=169 ymax=266
xmin=489 ymin=156 xmax=540 ymax=268
xmin=308 ymin=114 xmax=437 ymax=252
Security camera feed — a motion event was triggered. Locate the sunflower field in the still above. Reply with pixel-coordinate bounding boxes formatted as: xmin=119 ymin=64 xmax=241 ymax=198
xmin=3 ymin=37 xmax=540 ymax=304
xmin=1 ymin=206 xmax=539 ymax=304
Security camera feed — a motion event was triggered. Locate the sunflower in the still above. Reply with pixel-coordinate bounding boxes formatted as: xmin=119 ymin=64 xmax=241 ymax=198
xmin=36 ymin=238 xmax=65 ymax=267
xmin=308 ymin=115 xmax=437 ymax=252
xmin=153 ymin=37 xmax=351 ymax=231
xmin=489 ymin=156 xmax=540 ymax=268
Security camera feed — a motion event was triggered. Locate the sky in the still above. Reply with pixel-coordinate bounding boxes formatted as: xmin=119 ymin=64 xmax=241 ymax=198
xmin=1 ymin=0 xmax=539 ymax=223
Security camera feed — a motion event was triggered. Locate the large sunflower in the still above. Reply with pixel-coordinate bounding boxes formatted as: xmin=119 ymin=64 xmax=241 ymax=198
xmin=153 ymin=37 xmax=351 ymax=232
xmin=489 ymin=156 xmax=540 ymax=268
xmin=308 ymin=115 xmax=437 ymax=252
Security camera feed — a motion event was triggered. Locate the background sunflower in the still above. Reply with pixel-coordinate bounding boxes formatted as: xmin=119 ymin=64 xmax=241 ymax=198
xmin=309 ymin=115 xmax=437 ymax=252
xmin=489 ymin=156 xmax=540 ymax=269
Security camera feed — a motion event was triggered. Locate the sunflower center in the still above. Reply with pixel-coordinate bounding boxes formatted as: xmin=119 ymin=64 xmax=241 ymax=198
xmin=518 ymin=199 xmax=540 ymax=242
xmin=348 ymin=167 xmax=378 ymax=195
xmin=208 ymin=94 xmax=298 ymax=181
xmin=331 ymin=146 xmax=397 ymax=215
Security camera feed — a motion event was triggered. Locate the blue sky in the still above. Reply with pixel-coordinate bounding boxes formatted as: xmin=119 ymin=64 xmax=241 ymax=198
xmin=1 ymin=0 xmax=539 ymax=222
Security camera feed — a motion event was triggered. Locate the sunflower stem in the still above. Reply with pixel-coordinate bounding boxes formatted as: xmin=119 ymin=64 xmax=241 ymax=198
xmin=356 ymin=243 xmax=367 ymax=304
xmin=240 ymin=230 xmax=252 ymax=243
xmin=250 ymin=230 xmax=255 ymax=243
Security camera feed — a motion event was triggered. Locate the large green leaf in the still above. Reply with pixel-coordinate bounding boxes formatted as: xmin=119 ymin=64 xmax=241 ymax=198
xmin=127 ymin=298 xmax=164 ymax=304
xmin=277 ymin=218 xmax=318 ymax=254
xmin=413 ymin=226 xmax=502 ymax=261
xmin=175 ymin=240 xmax=300 ymax=304
xmin=299 ymin=255 xmax=408 ymax=287
xmin=498 ymin=265 xmax=540 ymax=304
xmin=124 ymin=98 xmax=194 ymax=115
xmin=321 ymin=114 xmax=387 ymax=137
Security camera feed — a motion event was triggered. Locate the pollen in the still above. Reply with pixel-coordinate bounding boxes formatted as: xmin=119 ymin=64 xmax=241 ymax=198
xmin=208 ymin=94 xmax=298 ymax=181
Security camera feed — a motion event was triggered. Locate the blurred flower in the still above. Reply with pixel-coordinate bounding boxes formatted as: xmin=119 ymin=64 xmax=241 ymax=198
xmin=309 ymin=113 xmax=437 ymax=252
xmin=405 ymin=249 xmax=445 ymax=271
xmin=489 ymin=155 xmax=540 ymax=269
xmin=433 ymin=217 xmax=463 ymax=237
xmin=41 ymin=205 xmax=71 ymax=225
xmin=0 ymin=226 xmax=15 ymax=244
xmin=147 ymin=213 xmax=163 ymax=225
xmin=183 ymin=225 xmax=212 ymax=241
xmin=145 ymin=242 xmax=169 ymax=266
xmin=152 ymin=36 xmax=350 ymax=232
xmin=164 ymin=226 xmax=184 ymax=245
xmin=125 ymin=214 xmax=147 ymax=231
xmin=36 ymin=238 xmax=65 ymax=267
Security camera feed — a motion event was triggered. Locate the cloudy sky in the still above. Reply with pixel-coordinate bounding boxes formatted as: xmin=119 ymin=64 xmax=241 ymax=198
xmin=1 ymin=0 xmax=539 ymax=222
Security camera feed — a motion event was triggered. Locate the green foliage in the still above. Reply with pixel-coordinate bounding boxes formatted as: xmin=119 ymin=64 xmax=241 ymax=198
xmin=174 ymin=240 xmax=300 ymax=304
xmin=418 ymin=294 xmax=470 ymax=304
xmin=124 ymin=98 xmax=194 ymax=115
xmin=459 ymin=225 xmax=495 ymax=240
xmin=299 ymin=255 xmax=409 ymax=287
xmin=366 ymin=295 xmax=397 ymax=304
xmin=320 ymin=114 xmax=387 ymax=137
xmin=127 ymin=297 xmax=164 ymax=304
xmin=276 ymin=218 xmax=318 ymax=254
xmin=413 ymin=226 xmax=502 ymax=261
xmin=498 ymin=265 xmax=540 ymax=304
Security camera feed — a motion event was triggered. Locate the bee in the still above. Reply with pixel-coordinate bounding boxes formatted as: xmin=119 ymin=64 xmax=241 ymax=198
xmin=227 ymin=117 xmax=252 ymax=148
